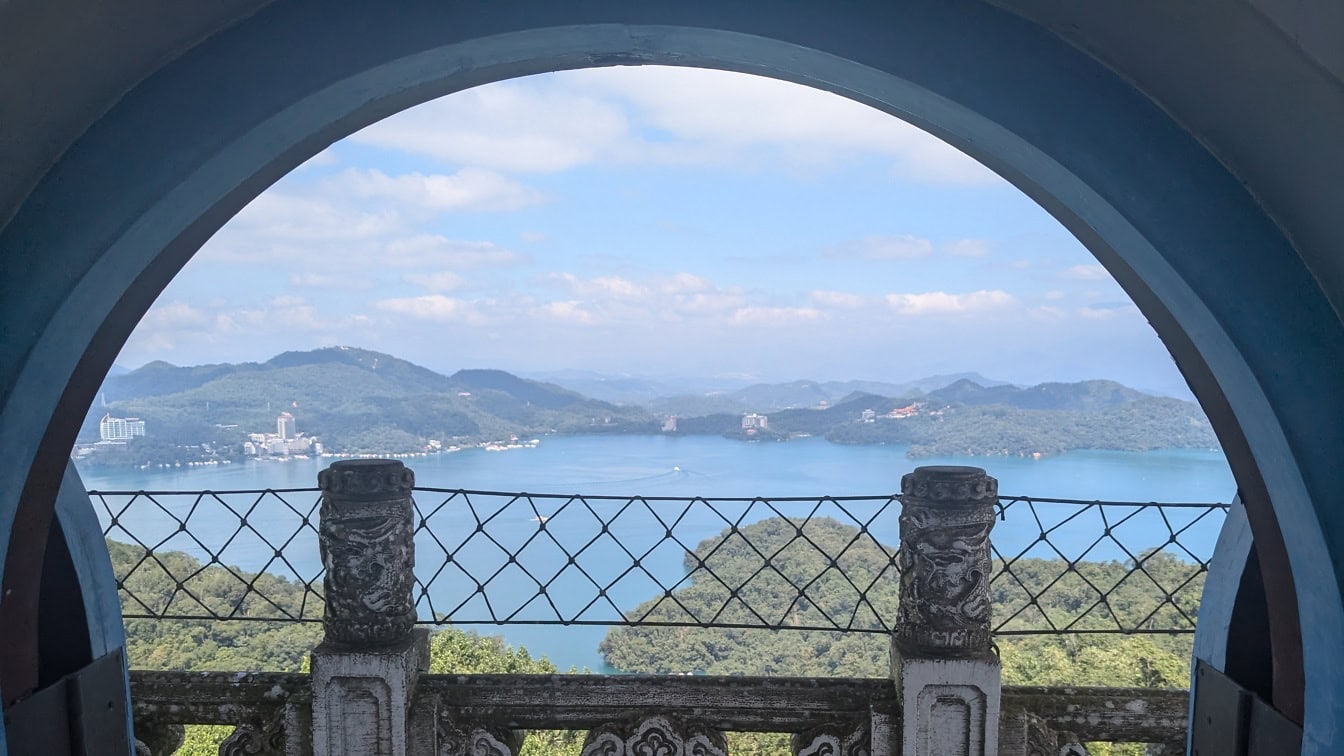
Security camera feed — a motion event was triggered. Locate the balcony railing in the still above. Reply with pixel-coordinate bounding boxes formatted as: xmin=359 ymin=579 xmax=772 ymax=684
xmin=95 ymin=489 xmax=1222 ymax=636
xmin=106 ymin=461 xmax=1220 ymax=755
xmin=129 ymin=670 xmax=1190 ymax=754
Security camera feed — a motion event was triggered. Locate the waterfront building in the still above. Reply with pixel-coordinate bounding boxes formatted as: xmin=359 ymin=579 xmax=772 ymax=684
xmin=742 ymin=413 xmax=769 ymax=430
xmin=277 ymin=411 xmax=296 ymax=439
xmin=99 ymin=413 xmax=146 ymax=442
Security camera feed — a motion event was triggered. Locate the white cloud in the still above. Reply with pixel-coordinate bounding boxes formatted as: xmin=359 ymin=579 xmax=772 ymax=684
xmin=349 ymin=81 xmax=629 ymax=172
xmin=941 ymin=238 xmax=992 ymax=258
xmin=142 ymin=302 xmax=209 ymax=329
xmin=1045 ymin=289 xmax=1066 ymax=301
xmin=1076 ymin=303 xmax=1139 ymax=320
xmin=333 ymin=167 xmax=544 ymax=213
xmin=543 ymin=273 xmax=649 ymax=301
xmin=571 ymin=67 xmax=1003 ymax=184
xmin=884 ymin=290 xmax=1018 ymax=315
xmin=345 ymin=66 xmax=1004 ymax=185
xmin=383 ymin=236 xmax=526 ymax=269
xmin=730 ymin=306 xmax=825 ymax=326
xmin=532 ymin=300 xmax=598 ymax=325
xmin=659 ymin=273 xmax=714 ymax=295
xmin=825 ymin=234 xmax=933 ymax=261
xmin=288 ymin=272 xmax=376 ymax=290
xmin=1061 ymin=264 xmax=1112 ymax=281
xmin=122 ymin=296 xmax=372 ymax=360
xmin=404 ymin=271 xmax=465 ymax=292
xmin=376 ymin=295 xmax=484 ymax=324
xmin=293 ymin=150 xmax=339 ymax=172
xmin=226 ymin=192 xmax=403 ymax=243
xmin=810 ymin=290 xmax=870 ymax=309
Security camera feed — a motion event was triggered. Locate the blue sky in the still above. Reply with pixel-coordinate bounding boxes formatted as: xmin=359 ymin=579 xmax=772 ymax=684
xmin=121 ymin=66 xmax=1189 ymax=396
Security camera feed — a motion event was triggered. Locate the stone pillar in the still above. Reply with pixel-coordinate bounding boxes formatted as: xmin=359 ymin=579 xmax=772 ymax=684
xmin=894 ymin=465 xmax=1001 ymax=756
xmin=311 ymin=459 xmax=428 ymax=756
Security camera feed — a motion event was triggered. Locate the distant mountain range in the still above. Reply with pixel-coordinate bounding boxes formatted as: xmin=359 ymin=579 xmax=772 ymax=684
xmin=84 ymin=347 xmax=1217 ymax=461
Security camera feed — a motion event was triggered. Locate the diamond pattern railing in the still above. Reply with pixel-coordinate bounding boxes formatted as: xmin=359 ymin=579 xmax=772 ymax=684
xmin=93 ymin=487 xmax=1226 ymax=636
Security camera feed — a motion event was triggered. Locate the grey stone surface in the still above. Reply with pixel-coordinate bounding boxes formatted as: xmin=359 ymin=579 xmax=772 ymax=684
xmin=581 ymin=714 xmax=726 ymax=756
xmin=436 ymin=718 xmax=522 ymax=756
xmin=999 ymin=709 xmax=1059 ymax=756
xmin=311 ymin=628 xmax=429 ymax=756
xmin=130 ymin=718 xmax=183 ymax=756
xmin=894 ymin=656 xmax=1002 ymax=756
xmin=219 ymin=713 xmax=287 ymax=756
xmin=896 ymin=466 xmax=997 ymax=657
xmin=319 ymin=459 xmax=417 ymax=647
xmin=791 ymin=717 xmax=872 ymax=756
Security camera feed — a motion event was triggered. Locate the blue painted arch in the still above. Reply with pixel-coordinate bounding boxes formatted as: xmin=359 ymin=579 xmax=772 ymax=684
xmin=1 ymin=2 xmax=1341 ymax=751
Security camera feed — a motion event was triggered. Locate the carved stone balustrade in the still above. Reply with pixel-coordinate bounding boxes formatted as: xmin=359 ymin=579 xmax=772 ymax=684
xmin=128 ymin=671 xmax=1189 ymax=755
xmin=128 ymin=671 xmax=310 ymax=755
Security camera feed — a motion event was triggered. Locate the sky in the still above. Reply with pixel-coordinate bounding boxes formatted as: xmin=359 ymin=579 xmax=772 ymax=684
xmin=118 ymin=66 xmax=1191 ymax=396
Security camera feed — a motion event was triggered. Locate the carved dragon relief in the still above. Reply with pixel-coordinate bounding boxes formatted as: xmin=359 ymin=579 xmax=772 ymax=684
xmin=897 ymin=467 xmax=997 ymax=656
xmin=319 ymin=459 xmax=418 ymax=646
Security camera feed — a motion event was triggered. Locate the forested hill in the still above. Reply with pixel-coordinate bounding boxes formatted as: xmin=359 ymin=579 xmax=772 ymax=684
xmin=83 ymin=347 xmax=1216 ymax=460
xmin=599 ymin=516 xmax=1200 ymax=687
xmin=83 ymin=347 xmax=655 ymax=453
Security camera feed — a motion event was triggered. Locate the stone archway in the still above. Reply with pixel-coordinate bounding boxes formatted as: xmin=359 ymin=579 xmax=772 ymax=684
xmin=2 ymin=2 xmax=1341 ymax=752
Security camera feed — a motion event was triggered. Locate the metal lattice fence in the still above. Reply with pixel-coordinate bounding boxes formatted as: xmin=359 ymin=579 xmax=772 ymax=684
xmin=95 ymin=487 xmax=1226 ymax=636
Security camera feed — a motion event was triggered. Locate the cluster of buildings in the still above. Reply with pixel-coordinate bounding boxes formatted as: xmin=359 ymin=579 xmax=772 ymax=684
xmin=243 ymin=411 xmax=321 ymax=457
xmin=861 ymin=403 xmax=928 ymax=423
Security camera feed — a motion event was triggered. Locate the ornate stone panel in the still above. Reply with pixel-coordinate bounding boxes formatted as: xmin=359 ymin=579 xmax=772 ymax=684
xmin=792 ymin=717 xmax=872 ymax=756
xmin=438 ymin=717 xmax=523 ymax=756
xmin=896 ymin=466 xmax=998 ymax=657
xmin=318 ymin=459 xmax=417 ymax=646
xmin=219 ymin=710 xmax=287 ymax=755
xmin=131 ymin=718 xmax=184 ymax=756
xmin=581 ymin=715 xmax=727 ymax=756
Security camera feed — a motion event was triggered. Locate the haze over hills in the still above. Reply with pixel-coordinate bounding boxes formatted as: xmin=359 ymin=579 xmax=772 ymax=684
xmin=83 ymin=347 xmax=1217 ymax=464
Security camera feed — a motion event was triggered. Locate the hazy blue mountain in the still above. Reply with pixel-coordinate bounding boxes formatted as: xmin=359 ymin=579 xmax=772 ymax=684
xmin=697 ymin=372 xmax=1013 ymax=412
xmin=524 ymin=369 xmax=753 ymax=405
xmin=927 ymin=379 xmax=1148 ymax=412
xmin=728 ymin=380 xmax=833 ymax=410
xmin=645 ymin=394 xmax=749 ymax=418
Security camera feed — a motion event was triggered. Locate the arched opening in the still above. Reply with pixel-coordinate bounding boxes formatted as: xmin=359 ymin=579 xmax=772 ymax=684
xmin=2 ymin=3 xmax=1339 ymax=751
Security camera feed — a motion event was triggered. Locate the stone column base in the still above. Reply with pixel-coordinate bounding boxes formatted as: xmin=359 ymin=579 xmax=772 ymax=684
xmin=311 ymin=628 xmax=429 ymax=756
xmin=895 ymin=652 xmax=1001 ymax=756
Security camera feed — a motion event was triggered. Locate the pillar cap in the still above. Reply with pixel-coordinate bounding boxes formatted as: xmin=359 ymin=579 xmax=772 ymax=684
xmin=901 ymin=465 xmax=997 ymax=502
xmin=319 ymin=459 xmax=414 ymax=500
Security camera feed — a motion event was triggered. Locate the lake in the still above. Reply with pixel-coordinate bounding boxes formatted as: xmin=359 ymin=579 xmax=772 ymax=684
xmin=79 ymin=435 xmax=1234 ymax=671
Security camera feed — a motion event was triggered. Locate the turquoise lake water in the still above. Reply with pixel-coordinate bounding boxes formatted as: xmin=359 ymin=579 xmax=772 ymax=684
xmin=79 ymin=435 xmax=1235 ymax=671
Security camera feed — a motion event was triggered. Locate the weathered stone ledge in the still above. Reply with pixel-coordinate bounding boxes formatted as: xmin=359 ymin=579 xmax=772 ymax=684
xmin=129 ymin=670 xmax=1187 ymax=743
